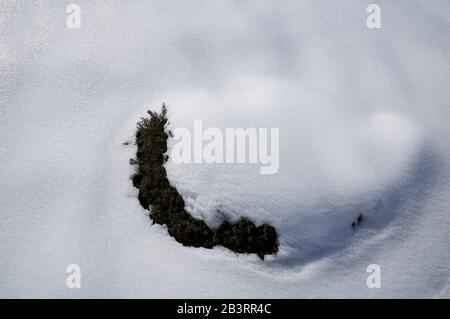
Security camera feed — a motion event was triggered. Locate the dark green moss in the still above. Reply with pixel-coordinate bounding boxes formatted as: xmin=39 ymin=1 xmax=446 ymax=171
xmin=214 ymin=219 xmax=278 ymax=259
xmin=131 ymin=104 xmax=278 ymax=259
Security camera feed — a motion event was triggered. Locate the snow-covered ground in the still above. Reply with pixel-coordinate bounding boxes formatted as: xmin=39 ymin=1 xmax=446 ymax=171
xmin=1 ymin=1 xmax=449 ymax=298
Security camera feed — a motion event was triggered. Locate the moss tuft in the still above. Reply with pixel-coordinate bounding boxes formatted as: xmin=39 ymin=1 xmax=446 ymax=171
xmin=131 ymin=104 xmax=278 ymax=259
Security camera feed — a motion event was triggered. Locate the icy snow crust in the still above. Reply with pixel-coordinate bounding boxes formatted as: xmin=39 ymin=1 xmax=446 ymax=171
xmin=0 ymin=1 xmax=449 ymax=298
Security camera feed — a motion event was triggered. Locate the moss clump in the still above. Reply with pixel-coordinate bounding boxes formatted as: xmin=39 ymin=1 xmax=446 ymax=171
xmin=214 ymin=218 xmax=278 ymax=259
xmin=131 ymin=104 xmax=278 ymax=259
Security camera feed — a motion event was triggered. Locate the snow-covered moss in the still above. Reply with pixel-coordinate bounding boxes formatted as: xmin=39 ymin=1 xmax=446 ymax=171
xmin=131 ymin=105 xmax=278 ymax=259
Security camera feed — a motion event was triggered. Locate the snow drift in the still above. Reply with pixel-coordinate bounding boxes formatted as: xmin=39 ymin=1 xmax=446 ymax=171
xmin=0 ymin=0 xmax=449 ymax=298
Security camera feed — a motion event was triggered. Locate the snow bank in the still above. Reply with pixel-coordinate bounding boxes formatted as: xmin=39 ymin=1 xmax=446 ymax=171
xmin=0 ymin=0 xmax=449 ymax=298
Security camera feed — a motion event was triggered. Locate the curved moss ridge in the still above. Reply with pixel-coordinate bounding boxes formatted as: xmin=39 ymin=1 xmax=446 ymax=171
xmin=131 ymin=105 xmax=278 ymax=259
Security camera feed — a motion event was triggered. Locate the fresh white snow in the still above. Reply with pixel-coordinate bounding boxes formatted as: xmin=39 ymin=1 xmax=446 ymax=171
xmin=0 ymin=0 xmax=449 ymax=298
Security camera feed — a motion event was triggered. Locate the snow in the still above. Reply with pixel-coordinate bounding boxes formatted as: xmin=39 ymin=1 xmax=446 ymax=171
xmin=0 ymin=0 xmax=449 ymax=298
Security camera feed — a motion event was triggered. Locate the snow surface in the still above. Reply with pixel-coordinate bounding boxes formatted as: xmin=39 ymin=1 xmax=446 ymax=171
xmin=0 ymin=0 xmax=449 ymax=298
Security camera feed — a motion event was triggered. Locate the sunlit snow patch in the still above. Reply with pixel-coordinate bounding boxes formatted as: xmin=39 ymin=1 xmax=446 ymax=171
xmin=154 ymin=75 xmax=423 ymax=262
